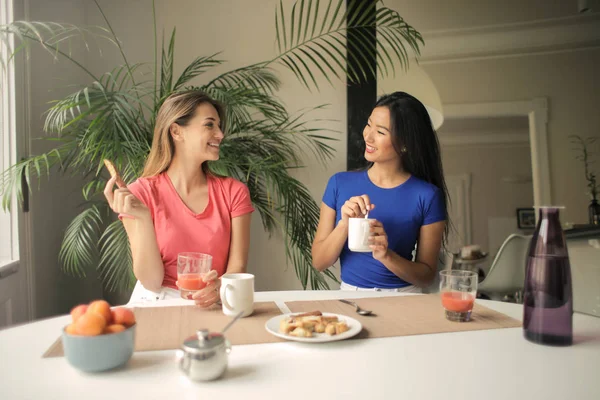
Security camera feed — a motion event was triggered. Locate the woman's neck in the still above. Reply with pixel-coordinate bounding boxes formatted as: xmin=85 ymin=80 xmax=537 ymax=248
xmin=166 ymin=156 xmax=207 ymax=195
xmin=368 ymin=161 xmax=410 ymax=188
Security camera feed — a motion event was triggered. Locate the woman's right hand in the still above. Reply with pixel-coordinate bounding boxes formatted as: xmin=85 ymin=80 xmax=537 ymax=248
xmin=103 ymin=176 xmax=150 ymax=220
xmin=340 ymin=194 xmax=375 ymax=222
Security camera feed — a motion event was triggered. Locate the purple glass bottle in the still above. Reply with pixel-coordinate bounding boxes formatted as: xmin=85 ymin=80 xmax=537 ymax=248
xmin=523 ymin=207 xmax=573 ymax=346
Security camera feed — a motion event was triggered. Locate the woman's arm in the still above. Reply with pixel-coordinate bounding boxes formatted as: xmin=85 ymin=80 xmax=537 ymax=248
xmin=122 ymin=217 xmax=164 ymax=291
xmin=312 ymin=203 xmax=349 ymax=271
xmin=370 ymin=220 xmax=445 ymax=288
xmin=104 ymin=176 xmax=164 ymax=292
xmin=312 ymin=194 xmax=375 ymax=271
xmin=225 ymin=213 xmax=252 ymax=273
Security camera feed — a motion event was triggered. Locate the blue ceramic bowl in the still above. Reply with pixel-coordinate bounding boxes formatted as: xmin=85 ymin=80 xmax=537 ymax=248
xmin=61 ymin=324 xmax=136 ymax=372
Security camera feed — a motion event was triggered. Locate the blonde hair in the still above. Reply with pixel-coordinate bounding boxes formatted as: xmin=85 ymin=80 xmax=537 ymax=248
xmin=141 ymin=90 xmax=224 ymax=177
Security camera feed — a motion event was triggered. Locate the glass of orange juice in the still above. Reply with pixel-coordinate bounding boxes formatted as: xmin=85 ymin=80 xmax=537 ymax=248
xmin=439 ymin=270 xmax=478 ymax=322
xmin=177 ymin=252 xmax=213 ymax=300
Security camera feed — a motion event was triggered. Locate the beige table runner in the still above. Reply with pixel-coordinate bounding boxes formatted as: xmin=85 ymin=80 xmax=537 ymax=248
xmin=43 ymin=301 xmax=284 ymax=358
xmin=43 ymin=295 xmax=521 ymax=357
xmin=286 ymin=294 xmax=521 ymax=340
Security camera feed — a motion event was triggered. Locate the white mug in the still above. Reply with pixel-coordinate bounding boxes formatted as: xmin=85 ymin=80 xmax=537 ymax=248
xmin=219 ymin=273 xmax=254 ymax=317
xmin=348 ymin=218 xmax=373 ymax=252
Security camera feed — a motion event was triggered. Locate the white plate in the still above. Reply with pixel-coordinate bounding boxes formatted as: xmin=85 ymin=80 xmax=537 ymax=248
xmin=265 ymin=312 xmax=363 ymax=343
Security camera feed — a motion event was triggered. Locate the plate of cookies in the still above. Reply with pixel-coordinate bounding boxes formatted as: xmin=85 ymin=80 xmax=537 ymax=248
xmin=265 ymin=310 xmax=362 ymax=343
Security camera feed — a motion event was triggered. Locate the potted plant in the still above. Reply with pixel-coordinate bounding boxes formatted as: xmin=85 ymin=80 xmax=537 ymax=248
xmin=570 ymin=135 xmax=600 ymax=225
xmin=1 ymin=0 xmax=423 ymax=291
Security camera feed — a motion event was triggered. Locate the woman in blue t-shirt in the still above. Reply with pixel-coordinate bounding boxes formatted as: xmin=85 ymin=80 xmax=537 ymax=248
xmin=312 ymin=92 xmax=449 ymax=292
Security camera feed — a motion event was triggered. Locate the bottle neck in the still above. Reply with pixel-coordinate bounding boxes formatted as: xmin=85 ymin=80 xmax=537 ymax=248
xmin=530 ymin=207 xmax=568 ymax=257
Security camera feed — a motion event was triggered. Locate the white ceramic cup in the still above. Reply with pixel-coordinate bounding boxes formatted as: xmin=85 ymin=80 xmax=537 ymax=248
xmin=219 ymin=273 xmax=254 ymax=317
xmin=348 ymin=218 xmax=374 ymax=252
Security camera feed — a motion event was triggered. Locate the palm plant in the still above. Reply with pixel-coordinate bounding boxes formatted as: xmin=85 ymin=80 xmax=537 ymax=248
xmin=1 ymin=0 xmax=423 ymax=291
xmin=570 ymin=135 xmax=599 ymax=200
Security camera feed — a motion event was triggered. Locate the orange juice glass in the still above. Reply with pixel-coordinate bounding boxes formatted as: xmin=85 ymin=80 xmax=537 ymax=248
xmin=177 ymin=253 xmax=213 ymax=300
xmin=439 ymin=270 xmax=478 ymax=322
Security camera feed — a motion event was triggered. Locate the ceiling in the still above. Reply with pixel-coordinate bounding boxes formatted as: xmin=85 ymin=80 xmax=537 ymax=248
xmin=384 ymin=0 xmax=598 ymax=33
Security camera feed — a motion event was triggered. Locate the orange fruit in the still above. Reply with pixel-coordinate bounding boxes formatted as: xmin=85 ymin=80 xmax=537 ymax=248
xmin=104 ymin=324 xmax=126 ymax=334
xmin=74 ymin=311 xmax=106 ymax=336
xmin=111 ymin=308 xmax=136 ymax=327
xmin=88 ymin=300 xmax=112 ymax=325
xmin=70 ymin=304 xmax=88 ymax=323
xmin=65 ymin=323 xmax=78 ymax=335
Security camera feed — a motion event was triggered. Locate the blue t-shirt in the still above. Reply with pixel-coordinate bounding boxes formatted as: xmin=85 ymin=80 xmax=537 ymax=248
xmin=322 ymin=170 xmax=446 ymax=288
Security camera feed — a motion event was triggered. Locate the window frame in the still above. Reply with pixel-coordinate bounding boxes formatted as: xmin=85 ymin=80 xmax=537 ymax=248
xmin=0 ymin=0 xmax=20 ymax=267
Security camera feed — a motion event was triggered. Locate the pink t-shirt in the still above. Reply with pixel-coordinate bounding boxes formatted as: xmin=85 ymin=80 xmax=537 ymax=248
xmin=126 ymin=173 xmax=254 ymax=289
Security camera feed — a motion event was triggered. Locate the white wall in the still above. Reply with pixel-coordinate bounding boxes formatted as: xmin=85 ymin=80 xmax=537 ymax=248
xmin=424 ymin=50 xmax=600 ymax=225
xmin=442 ymin=143 xmax=534 ymax=249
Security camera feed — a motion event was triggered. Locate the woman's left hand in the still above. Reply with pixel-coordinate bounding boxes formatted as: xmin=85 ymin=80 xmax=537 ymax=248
xmin=369 ymin=220 xmax=389 ymax=261
xmin=192 ymin=270 xmax=221 ymax=308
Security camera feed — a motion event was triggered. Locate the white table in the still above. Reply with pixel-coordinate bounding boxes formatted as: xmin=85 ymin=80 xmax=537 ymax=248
xmin=1 ymin=291 xmax=599 ymax=400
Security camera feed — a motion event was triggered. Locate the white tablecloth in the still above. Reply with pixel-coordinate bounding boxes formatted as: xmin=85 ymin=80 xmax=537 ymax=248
xmin=1 ymin=290 xmax=599 ymax=400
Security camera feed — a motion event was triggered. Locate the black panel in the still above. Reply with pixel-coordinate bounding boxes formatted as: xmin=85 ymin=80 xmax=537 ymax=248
xmin=346 ymin=0 xmax=377 ymax=171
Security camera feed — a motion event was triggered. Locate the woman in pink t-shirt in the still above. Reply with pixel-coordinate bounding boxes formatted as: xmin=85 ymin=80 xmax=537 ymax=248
xmin=103 ymin=91 xmax=254 ymax=307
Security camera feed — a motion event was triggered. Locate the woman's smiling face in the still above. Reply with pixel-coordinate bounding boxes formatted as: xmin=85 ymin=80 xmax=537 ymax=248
xmin=363 ymin=106 xmax=399 ymax=165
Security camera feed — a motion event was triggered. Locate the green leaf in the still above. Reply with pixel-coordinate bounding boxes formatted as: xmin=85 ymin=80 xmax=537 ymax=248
xmin=173 ymin=53 xmax=223 ymax=90
xmin=271 ymin=0 xmax=422 ymax=88
xmin=98 ymin=220 xmax=136 ymax=292
xmin=59 ymin=205 xmax=107 ymax=277
xmin=159 ymin=28 xmax=176 ymax=98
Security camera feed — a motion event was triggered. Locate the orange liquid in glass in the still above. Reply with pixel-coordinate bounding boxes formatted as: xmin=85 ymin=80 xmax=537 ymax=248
xmin=178 ymin=274 xmax=207 ymax=299
xmin=441 ymin=291 xmax=474 ymax=313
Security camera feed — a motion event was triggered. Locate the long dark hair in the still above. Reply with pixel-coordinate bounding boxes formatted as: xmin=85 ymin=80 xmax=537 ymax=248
xmin=373 ymin=91 xmax=450 ymax=247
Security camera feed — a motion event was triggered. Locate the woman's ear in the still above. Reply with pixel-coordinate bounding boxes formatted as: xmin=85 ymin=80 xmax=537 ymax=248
xmin=170 ymin=123 xmax=184 ymax=142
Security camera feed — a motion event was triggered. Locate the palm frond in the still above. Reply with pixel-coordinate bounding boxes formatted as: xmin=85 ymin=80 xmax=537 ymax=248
xmin=0 ymin=146 xmax=71 ymax=211
xmin=173 ymin=53 xmax=223 ymax=90
xmin=221 ymin=105 xmax=338 ymax=167
xmin=97 ymin=63 xmax=148 ymax=92
xmin=44 ymin=83 xmax=152 ymax=167
xmin=59 ymin=205 xmax=107 ymax=277
xmin=209 ymin=110 xmax=338 ymax=288
xmin=0 ymin=20 xmax=117 ymax=57
xmin=159 ymin=28 xmax=176 ymax=100
xmin=0 ymin=21 xmax=116 ymax=80
xmin=245 ymin=162 xmax=337 ymax=288
xmin=277 ymin=173 xmax=338 ymax=289
xmin=199 ymin=86 xmax=289 ymax=132
xmin=273 ymin=0 xmax=423 ymax=89
xmin=206 ymin=65 xmax=281 ymax=94
xmin=98 ymin=220 xmax=136 ymax=292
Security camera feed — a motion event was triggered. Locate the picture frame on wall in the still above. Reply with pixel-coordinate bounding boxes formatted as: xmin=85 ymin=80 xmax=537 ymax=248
xmin=517 ymin=207 xmax=536 ymax=230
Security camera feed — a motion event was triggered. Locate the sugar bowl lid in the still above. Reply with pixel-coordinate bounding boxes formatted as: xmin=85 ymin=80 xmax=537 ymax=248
xmin=182 ymin=329 xmax=225 ymax=354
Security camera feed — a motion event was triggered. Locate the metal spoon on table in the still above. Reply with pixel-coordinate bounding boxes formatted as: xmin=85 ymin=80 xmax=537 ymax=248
xmin=339 ymin=299 xmax=373 ymax=316
xmin=221 ymin=311 xmax=245 ymax=333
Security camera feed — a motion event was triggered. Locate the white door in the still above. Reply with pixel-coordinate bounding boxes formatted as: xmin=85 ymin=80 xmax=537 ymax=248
xmin=445 ymin=174 xmax=472 ymax=253
xmin=0 ymin=0 xmax=32 ymax=329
